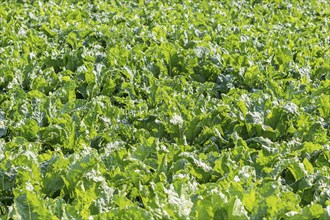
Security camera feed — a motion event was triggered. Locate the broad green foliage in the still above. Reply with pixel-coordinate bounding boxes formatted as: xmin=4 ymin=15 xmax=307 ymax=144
xmin=1 ymin=0 xmax=330 ymax=219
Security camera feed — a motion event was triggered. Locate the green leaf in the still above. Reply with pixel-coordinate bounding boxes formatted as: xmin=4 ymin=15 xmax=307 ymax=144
xmin=287 ymin=162 xmax=305 ymax=181
xmin=302 ymin=204 xmax=325 ymax=219
xmin=0 ymin=112 xmax=7 ymax=137
xmin=10 ymin=192 xmax=56 ymax=220
xmin=15 ymin=119 xmax=39 ymax=141
xmin=62 ymin=155 xmax=98 ymax=197
xmin=242 ymin=190 xmax=256 ymax=212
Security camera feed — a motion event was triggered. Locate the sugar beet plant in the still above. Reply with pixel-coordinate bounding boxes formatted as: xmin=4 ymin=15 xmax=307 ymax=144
xmin=0 ymin=0 xmax=329 ymax=219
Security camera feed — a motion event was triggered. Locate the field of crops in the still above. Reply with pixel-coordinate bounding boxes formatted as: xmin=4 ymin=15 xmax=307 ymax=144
xmin=0 ymin=0 xmax=329 ymax=219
